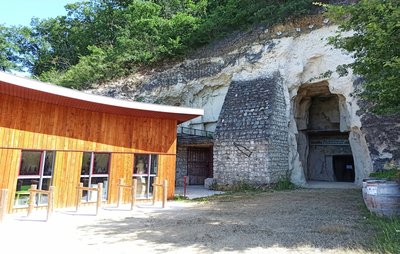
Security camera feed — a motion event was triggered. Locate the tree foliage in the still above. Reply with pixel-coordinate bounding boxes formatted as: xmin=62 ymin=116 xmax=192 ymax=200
xmin=3 ymin=0 xmax=315 ymax=89
xmin=0 ymin=25 xmax=25 ymax=71
xmin=326 ymin=0 xmax=400 ymax=114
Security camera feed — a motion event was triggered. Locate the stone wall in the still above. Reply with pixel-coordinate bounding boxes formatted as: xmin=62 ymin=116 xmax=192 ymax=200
xmin=176 ymin=146 xmax=188 ymax=187
xmin=214 ymin=76 xmax=289 ymax=185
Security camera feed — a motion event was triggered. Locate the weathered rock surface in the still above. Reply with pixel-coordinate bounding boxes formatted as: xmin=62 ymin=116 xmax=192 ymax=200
xmin=87 ymin=20 xmax=400 ymax=186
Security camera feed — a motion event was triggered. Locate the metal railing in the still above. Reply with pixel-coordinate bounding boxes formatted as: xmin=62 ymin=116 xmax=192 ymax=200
xmin=177 ymin=127 xmax=214 ymax=138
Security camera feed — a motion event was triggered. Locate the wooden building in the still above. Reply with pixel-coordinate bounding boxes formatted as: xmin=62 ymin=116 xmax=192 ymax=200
xmin=0 ymin=72 xmax=203 ymax=213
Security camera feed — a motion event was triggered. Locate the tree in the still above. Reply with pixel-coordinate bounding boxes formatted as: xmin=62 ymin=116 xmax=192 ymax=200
xmin=0 ymin=25 xmax=21 ymax=71
xmin=326 ymin=0 xmax=400 ymax=114
xmin=4 ymin=0 xmax=317 ymax=88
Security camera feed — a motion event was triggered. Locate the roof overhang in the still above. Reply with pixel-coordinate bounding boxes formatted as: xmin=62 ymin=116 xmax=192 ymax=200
xmin=0 ymin=72 xmax=203 ymax=124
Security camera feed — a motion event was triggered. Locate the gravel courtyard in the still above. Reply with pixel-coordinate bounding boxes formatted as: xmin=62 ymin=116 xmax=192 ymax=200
xmin=0 ymin=188 xmax=374 ymax=254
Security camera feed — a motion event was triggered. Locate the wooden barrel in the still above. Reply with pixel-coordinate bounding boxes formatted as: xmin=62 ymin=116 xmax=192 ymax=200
xmin=362 ymin=178 xmax=379 ymax=201
xmin=362 ymin=179 xmax=400 ymax=217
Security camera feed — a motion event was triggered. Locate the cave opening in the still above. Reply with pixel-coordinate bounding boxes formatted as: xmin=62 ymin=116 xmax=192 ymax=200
xmin=294 ymin=82 xmax=355 ymax=182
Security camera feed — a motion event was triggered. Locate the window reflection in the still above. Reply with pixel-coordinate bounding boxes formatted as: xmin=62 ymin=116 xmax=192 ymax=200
xmin=15 ymin=151 xmax=55 ymax=207
xmin=93 ymin=153 xmax=110 ymax=174
xmin=81 ymin=152 xmax=91 ymax=175
xmin=43 ymin=152 xmax=54 ymax=176
xmin=134 ymin=155 xmax=148 ymax=174
xmin=20 ymin=151 xmax=41 ymax=175
xmin=150 ymin=155 xmax=158 ymax=175
xmin=134 ymin=176 xmax=148 ymax=198
xmin=80 ymin=152 xmax=110 ymax=202
xmin=133 ymin=154 xmax=158 ymax=199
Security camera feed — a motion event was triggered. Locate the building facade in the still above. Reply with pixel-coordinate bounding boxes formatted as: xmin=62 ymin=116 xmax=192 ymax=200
xmin=0 ymin=72 xmax=202 ymax=213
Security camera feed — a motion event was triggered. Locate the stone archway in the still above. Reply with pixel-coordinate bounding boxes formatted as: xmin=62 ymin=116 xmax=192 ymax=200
xmin=293 ymin=82 xmax=356 ymax=183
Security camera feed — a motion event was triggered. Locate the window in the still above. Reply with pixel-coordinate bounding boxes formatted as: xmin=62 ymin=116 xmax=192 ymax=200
xmin=15 ymin=150 xmax=55 ymax=207
xmin=80 ymin=152 xmax=110 ymax=202
xmin=133 ymin=154 xmax=158 ymax=199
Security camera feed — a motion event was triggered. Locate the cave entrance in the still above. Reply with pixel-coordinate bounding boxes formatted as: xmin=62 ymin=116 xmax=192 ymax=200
xmin=333 ymin=155 xmax=355 ymax=182
xmin=294 ymin=82 xmax=355 ymax=182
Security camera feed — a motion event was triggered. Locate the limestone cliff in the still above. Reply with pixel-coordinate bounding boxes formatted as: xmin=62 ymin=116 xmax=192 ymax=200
xmin=86 ymin=16 xmax=400 ymax=186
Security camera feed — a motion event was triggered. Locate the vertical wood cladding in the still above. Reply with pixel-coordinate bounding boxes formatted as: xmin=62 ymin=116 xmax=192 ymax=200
xmin=0 ymin=93 xmax=176 ymax=154
xmin=0 ymin=93 xmax=178 ymax=212
xmin=0 ymin=149 xmax=20 ymax=212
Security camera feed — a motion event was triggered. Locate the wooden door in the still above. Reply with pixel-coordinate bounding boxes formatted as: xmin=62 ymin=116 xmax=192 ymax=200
xmin=187 ymin=147 xmax=212 ymax=185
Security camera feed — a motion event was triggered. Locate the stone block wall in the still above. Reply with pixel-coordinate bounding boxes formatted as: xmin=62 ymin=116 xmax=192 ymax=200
xmin=214 ymin=75 xmax=289 ymax=185
xmin=176 ymin=146 xmax=188 ymax=187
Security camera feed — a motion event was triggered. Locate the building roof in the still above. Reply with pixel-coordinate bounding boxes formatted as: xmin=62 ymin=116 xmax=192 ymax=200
xmin=0 ymin=72 xmax=203 ymax=123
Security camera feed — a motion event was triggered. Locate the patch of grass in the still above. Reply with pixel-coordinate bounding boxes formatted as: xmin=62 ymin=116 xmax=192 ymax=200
xmin=368 ymin=214 xmax=400 ymax=254
xmin=271 ymin=177 xmax=297 ymax=191
xmin=173 ymin=195 xmax=189 ymax=201
xmin=216 ymin=181 xmax=264 ymax=192
xmin=190 ymin=193 xmax=230 ymax=202
xmin=215 ymin=178 xmax=298 ymax=193
xmin=191 ymin=178 xmax=299 ymax=203
xmin=174 ymin=192 xmax=239 ymax=203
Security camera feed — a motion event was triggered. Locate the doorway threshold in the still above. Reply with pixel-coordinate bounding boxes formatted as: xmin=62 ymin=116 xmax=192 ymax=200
xmin=305 ymin=181 xmax=360 ymax=189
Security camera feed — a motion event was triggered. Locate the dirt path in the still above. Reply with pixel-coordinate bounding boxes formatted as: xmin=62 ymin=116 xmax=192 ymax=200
xmin=0 ymin=189 xmax=374 ymax=253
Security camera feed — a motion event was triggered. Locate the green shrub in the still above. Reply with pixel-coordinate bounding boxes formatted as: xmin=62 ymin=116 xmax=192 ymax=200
xmin=369 ymin=168 xmax=400 ymax=181
xmin=367 ymin=214 xmax=400 ymax=254
xmin=326 ymin=0 xmax=400 ymax=114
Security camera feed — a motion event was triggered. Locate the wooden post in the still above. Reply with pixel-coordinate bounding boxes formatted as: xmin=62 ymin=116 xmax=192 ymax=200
xmin=27 ymin=184 xmax=37 ymax=217
xmin=76 ymin=183 xmax=83 ymax=212
xmin=0 ymin=189 xmax=8 ymax=223
xmin=131 ymin=179 xmax=137 ymax=210
xmin=117 ymin=179 xmax=123 ymax=207
xmin=46 ymin=186 xmax=55 ymax=221
xmin=183 ymin=176 xmax=187 ymax=197
xmin=152 ymin=177 xmax=158 ymax=205
xmin=96 ymin=183 xmax=103 ymax=215
xmin=162 ymin=179 xmax=168 ymax=208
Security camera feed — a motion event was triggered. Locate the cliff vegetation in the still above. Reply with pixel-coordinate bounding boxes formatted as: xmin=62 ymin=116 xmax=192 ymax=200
xmin=0 ymin=0 xmax=316 ymax=88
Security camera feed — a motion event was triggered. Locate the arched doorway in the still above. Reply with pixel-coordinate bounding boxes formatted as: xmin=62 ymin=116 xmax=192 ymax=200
xmin=294 ymin=82 xmax=355 ymax=182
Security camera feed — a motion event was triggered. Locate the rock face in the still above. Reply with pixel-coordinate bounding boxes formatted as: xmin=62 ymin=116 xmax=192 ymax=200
xmin=87 ymin=21 xmax=400 ymax=187
xmin=357 ymin=101 xmax=400 ymax=171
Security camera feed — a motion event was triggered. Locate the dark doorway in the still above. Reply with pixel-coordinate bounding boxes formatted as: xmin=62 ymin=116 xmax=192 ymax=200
xmin=187 ymin=147 xmax=213 ymax=185
xmin=333 ymin=155 xmax=355 ymax=182
xmin=295 ymin=82 xmax=356 ymax=183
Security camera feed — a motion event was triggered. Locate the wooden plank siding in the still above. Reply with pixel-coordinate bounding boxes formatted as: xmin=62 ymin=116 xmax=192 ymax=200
xmin=0 ymin=93 xmax=178 ymax=213
xmin=157 ymin=155 xmax=177 ymax=199
xmin=52 ymin=152 xmax=83 ymax=209
xmin=108 ymin=153 xmax=134 ymax=204
xmin=0 ymin=149 xmax=21 ymax=212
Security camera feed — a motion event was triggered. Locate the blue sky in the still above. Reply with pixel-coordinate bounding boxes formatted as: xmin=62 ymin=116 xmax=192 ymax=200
xmin=0 ymin=0 xmax=80 ymax=26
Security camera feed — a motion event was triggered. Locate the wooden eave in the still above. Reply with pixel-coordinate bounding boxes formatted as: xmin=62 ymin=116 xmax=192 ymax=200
xmin=0 ymin=72 xmax=203 ymax=124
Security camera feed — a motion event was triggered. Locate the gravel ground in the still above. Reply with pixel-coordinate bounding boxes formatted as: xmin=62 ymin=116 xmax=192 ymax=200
xmin=0 ymin=188 xmax=374 ymax=254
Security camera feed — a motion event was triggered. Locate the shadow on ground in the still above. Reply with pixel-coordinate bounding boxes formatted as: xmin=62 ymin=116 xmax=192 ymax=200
xmin=78 ymin=189 xmax=374 ymax=253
